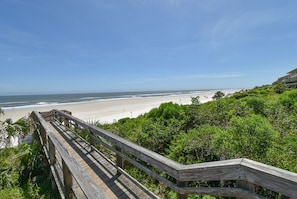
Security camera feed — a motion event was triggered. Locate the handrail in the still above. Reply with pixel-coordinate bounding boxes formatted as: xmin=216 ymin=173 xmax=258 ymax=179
xmin=31 ymin=111 xmax=107 ymax=199
xmin=36 ymin=110 xmax=297 ymax=198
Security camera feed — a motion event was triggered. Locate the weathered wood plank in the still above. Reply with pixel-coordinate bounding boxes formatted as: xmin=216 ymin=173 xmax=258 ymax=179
xmin=176 ymin=187 xmax=264 ymax=199
xmin=31 ymin=111 xmax=107 ymax=199
xmin=241 ymin=159 xmax=297 ymax=198
xmin=49 ymin=122 xmax=119 ymax=198
xmin=62 ymin=159 xmax=73 ymax=199
xmin=54 ymin=110 xmax=181 ymax=177
xmin=236 ymin=180 xmax=256 ymax=199
xmin=49 ymin=119 xmax=159 ymax=199
xmin=38 ymin=110 xmax=297 ymax=199
xmin=178 ymin=159 xmax=244 ymax=181
xmin=35 ymin=128 xmax=65 ymax=198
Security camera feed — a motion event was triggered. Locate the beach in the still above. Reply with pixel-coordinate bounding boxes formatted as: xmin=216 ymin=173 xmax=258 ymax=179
xmin=2 ymin=89 xmax=238 ymax=123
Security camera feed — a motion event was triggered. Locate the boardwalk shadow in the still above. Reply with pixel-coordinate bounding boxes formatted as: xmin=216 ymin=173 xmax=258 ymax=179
xmin=51 ymin=121 xmax=158 ymax=199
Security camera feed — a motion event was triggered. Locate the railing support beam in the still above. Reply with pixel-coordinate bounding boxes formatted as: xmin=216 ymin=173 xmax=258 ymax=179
xmin=48 ymin=138 xmax=56 ymax=165
xmin=31 ymin=109 xmax=297 ymax=199
xmin=90 ymin=131 xmax=96 ymax=151
xmin=177 ymin=181 xmax=188 ymax=199
xmin=116 ymin=146 xmax=125 ymax=174
xmin=236 ymin=180 xmax=255 ymax=199
xmin=62 ymin=159 xmax=74 ymax=199
xmin=41 ymin=129 xmax=47 ymax=146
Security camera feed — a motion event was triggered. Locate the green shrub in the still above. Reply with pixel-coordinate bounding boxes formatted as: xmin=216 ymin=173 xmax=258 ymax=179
xmin=0 ymin=187 xmax=24 ymax=198
xmin=228 ymin=114 xmax=278 ymax=160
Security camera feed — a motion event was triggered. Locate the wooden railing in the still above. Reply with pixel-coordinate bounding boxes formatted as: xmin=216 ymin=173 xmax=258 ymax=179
xmin=32 ymin=109 xmax=297 ymax=199
xmin=31 ymin=110 xmax=107 ymax=199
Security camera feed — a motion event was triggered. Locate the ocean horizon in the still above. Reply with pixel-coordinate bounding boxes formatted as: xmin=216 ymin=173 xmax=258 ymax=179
xmin=0 ymin=89 xmax=232 ymax=110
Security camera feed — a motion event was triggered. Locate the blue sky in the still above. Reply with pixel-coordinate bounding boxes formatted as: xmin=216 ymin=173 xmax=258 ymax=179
xmin=0 ymin=0 xmax=297 ymax=95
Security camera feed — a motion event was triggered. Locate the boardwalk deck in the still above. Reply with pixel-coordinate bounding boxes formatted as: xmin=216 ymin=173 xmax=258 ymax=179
xmin=48 ymin=120 xmax=159 ymax=199
xmin=31 ymin=110 xmax=297 ymax=199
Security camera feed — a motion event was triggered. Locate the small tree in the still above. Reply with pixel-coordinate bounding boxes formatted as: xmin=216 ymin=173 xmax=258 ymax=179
xmin=247 ymin=97 xmax=265 ymax=115
xmin=274 ymin=83 xmax=288 ymax=94
xmin=191 ymin=96 xmax=200 ymax=105
xmin=212 ymin=91 xmax=225 ymax=100
xmin=228 ymin=114 xmax=278 ymax=160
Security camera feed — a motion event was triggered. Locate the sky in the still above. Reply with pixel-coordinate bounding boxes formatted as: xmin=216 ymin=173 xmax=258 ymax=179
xmin=0 ymin=0 xmax=297 ymax=95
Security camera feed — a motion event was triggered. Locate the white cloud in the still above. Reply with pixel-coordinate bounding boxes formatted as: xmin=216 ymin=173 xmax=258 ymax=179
xmin=211 ymin=8 xmax=294 ymax=46
xmin=121 ymin=73 xmax=243 ymax=85
xmin=188 ymin=73 xmax=243 ymax=79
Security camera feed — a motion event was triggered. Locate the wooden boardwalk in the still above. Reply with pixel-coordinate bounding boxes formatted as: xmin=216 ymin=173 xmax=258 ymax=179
xmin=48 ymin=120 xmax=159 ymax=199
xmin=31 ymin=110 xmax=297 ymax=199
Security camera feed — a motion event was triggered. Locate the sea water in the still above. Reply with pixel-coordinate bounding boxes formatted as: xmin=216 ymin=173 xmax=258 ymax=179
xmin=0 ymin=90 xmax=220 ymax=110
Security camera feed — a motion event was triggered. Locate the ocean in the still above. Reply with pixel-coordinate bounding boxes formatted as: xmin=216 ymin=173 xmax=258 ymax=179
xmin=0 ymin=90 xmax=213 ymax=110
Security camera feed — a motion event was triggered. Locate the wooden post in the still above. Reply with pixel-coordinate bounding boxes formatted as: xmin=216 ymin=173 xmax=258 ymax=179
xmin=62 ymin=159 xmax=74 ymax=199
xmin=116 ymin=146 xmax=124 ymax=174
xmin=59 ymin=115 xmax=63 ymax=123
xmin=89 ymin=131 xmax=96 ymax=151
xmin=48 ymin=138 xmax=56 ymax=165
xmin=177 ymin=180 xmax=188 ymax=199
xmin=236 ymin=180 xmax=255 ymax=199
xmin=64 ymin=118 xmax=69 ymax=128
xmin=33 ymin=129 xmax=39 ymax=143
xmin=41 ymin=129 xmax=47 ymax=146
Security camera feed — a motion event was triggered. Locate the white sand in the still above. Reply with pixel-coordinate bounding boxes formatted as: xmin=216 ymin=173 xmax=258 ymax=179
xmin=1 ymin=89 xmax=239 ymax=123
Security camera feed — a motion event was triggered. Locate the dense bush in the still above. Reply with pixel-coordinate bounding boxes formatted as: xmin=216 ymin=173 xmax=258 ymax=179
xmin=0 ymin=117 xmax=59 ymax=199
xmin=228 ymin=114 xmax=278 ymax=160
xmin=3 ymin=85 xmax=294 ymax=198
xmin=99 ymin=85 xmax=297 ymax=198
xmin=0 ymin=142 xmax=58 ymax=199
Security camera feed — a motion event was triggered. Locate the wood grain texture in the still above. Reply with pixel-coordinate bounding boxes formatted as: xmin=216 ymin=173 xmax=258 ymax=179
xmin=31 ymin=111 xmax=108 ymax=199
xmin=32 ymin=110 xmax=297 ymax=199
xmin=241 ymin=159 xmax=297 ymax=198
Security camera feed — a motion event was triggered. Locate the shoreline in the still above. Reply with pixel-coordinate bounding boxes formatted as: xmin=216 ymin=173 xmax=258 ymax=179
xmin=1 ymin=89 xmax=239 ymax=123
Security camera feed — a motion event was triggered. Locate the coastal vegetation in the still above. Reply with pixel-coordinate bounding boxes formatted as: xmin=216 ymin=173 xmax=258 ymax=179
xmin=1 ymin=83 xmax=297 ymax=198
xmin=98 ymin=84 xmax=297 ymax=198
xmin=0 ymin=115 xmax=59 ymax=198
